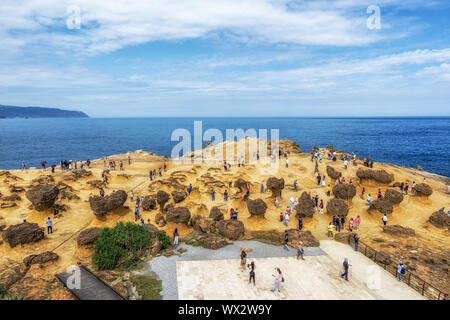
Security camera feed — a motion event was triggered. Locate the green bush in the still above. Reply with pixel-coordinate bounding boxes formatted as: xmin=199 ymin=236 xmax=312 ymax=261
xmin=93 ymin=222 xmax=152 ymax=270
xmin=0 ymin=284 xmax=7 ymax=298
xmin=158 ymin=231 xmax=172 ymax=249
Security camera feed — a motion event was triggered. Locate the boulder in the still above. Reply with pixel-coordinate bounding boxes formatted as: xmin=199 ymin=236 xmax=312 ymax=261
xmin=156 ymin=190 xmax=170 ymax=210
xmin=171 ymin=191 xmax=187 ymax=203
xmin=145 ymin=223 xmax=160 ymax=237
xmin=9 ymin=185 xmax=25 ymax=193
xmin=142 ymin=196 xmax=156 ymax=211
xmin=414 ymin=183 xmax=433 ymax=196
xmin=332 ymin=184 xmax=356 ymax=200
xmin=428 ymin=211 xmax=450 ymax=229
xmin=326 ymin=199 xmax=349 ymax=216
xmin=60 ymin=190 xmax=80 ymax=200
xmin=209 ymin=206 xmax=224 ymax=221
xmin=326 ymin=166 xmax=342 ymax=180
xmin=266 ymin=177 xmax=285 ymax=197
xmin=32 ymin=175 xmax=55 ymax=185
xmin=356 ymin=168 xmax=394 ymax=184
xmin=166 ymin=207 xmax=191 ymax=224
xmin=294 ymin=192 xmax=315 ymax=218
xmin=369 ymin=199 xmax=393 ymax=214
xmin=87 ymin=180 xmax=104 ymax=189
xmin=89 ymin=190 xmax=127 ymax=216
xmin=202 ymin=234 xmax=230 ymax=250
xmin=383 ymin=225 xmax=415 ymax=237
xmin=2 ymin=222 xmax=44 ymax=248
xmin=334 ymin=232 xmax=353 ymax=244
xmin=155 ymin=213 xmax=166 ymax=227
xmin=77 ymin=227 xmax=102 ymax=247
xmin=149 ymin=236 xmax=162 ymax=255
xmin=233 ymin=179 xmax=248 ymax=192
xmin=247 ymin=198 xmax=267 ymax=217
xmin=217 ymin=220 xmax=245 ymax=240
xmin=279 ymin=229 xmax=320 ymax=247
xmin=190 ymin=214 xmax=216 ymax=233
xmin=25 ymin=184 xmax=59 ymax=211
xmin=2 ymin=194 xmax=21 ymax=202
xmin=71 ymin=169 xmax=92 ymax=180
xmin=23 ymin=251 xmax=59 ymax=267
xmin=384 ymin=188 xmax=403 ymax=204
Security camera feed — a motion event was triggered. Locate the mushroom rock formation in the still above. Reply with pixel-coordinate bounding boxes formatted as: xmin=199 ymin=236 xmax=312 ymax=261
xmin=171 ymin=190 xmax=187 ymax=203
xmin=279 ymin=229 xmax=320 ymax=247
xmin=23 ymin=251 xmax=59 ymax=267
xmin=87 ymin=180 xmax=104 ymax=189
xmin=89 ymin=190 xmax=127 ymax=216
xmin=414 ymin=183 xmax=433 ymax=196
xmin=142 ymin=196 xmax=156 ymax=211
xmin=190 ymin=214 xmax=216 ymax=233
xmin=332 ymin=184 xmax=356 ymax=200
xmin=216 ymin=220 xmax=245 ymax=240
xmin=155 ymin=213 xmax=166 ymax=227
xmin=295 ymin=192 xmax=315 ymax=218
xmin=77 ymin=227 xmax=102 ymax=247
xmin=166 ymin=207 xmax=191 ymax=224
xmin=9 ymin=185 xmax=25 ymax=193
xmin=384 ymin=188 xmax=404 ymax=204
xmin=428 ymin=211 xmax=450 ymax=229
xmin=233 ymin=179 xmax=248 ymax=192
xmin=25 ymin=184 xmax=59 ymax=211
xmin=202 ymin=235 xmax=230 ymax=250
xmin=209 ymin=206 xmax=224 ymax=221
xmin=246 ymin=198 xmax=268 ymax=217
xmin=266 ymin=177 xmax=285 ymax=197
xmin=2 ymin=222 xmax=45 ymax=248
xmin=156 ymin=190 xmax=170 ymax=210
xmin=369 ymin=199 xmax=393 ymax=214
xmin=356 ymin=168 xmax=394 ymax=184
xmin=382 ymin=225 xmax=416 ymax=237
xmin=326 ymin=199 xmax=349 ymax=216
xmin=326 ymin=166 xmax=342 ymax=180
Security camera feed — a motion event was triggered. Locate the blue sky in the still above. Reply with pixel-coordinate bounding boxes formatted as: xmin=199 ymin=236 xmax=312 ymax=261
xmin=0 ymin=0 xmax=449 ymax=117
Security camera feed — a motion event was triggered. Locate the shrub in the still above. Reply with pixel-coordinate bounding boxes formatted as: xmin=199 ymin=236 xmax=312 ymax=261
xmin=93 ymin=222 xmax=152 ymax=270
xmin=0 ymin=284 xmax=7 ymax=298
xmin=158 ymin=231 xmax=171 ymax=249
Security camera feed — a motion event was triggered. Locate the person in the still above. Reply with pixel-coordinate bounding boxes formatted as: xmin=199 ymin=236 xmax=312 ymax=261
xmin=271 ymin=268 xmax=283 ymax=293
xmin=327 ymin=223 xmax=334 ymax=238
xmin=327 ymin=184 xmax=331 ymax=197
xmin=361 ymin=187 xmax=365 ymax=199
xmin=340 ymin=215 xmax=345 ymax=231
xmin=355 ymin=215 xmax=361 ymax=230
xmin=228 ymin=178 xmax=232 ymax=188
xmin=297 ymin=243 xmax=304 ymax=260
xmin=188 ymin=183 xmax=193 ymax=195
xmin=248 ymin=261 xmax=256 ymax=285
xmin=46 ymin=217 xmax=53 ymax=234
xmin=353 ymin=233 xmax=359 ymax=251
xmin=319 ymin=200 xmax=324 ymax=214
xmin=130 ymin=191 xmax=134 ymax=201
xmin=349 ymin=218 xmax=354 ymax=232
xmin=139 ymin=218 xmax=145 ymax=226
xmin=54 ymin=206 xmax=59 ymax=218
xmin=173 ymin=228 xmax=179 ymax=246
xmin=211 ymin=189 xmax=215 ymax=201
xmin=294 ymin=180 xmax=298 ymax=191
xmin=382 ymin=213 xmax=388 ymax=226
xmin=397 ymin=261 xmax=405 ymax=281
xmin=99 ymin=188 xmax=105 ymax=197
xmin=279 ymin=212 xmax=284 ymax=222
xmin=289 ymin=197 xmax=294 ymax=211
xmin=367 ymin=194 xmax=371 ymax=205
xmin=341 ymin=258 xmax=349 ymax=281
xmin=405 ymin=183 xmax=409 ymax=195
xmin=224 ymin=190 xmax=228 ymax=201
xmin=149 ymin=170 xmax=153 ymax=181
xmin=134 ymin=204 xmax=140 ymax=221
xmin=260 ymin=183 xmax=264 ymax=193
xmin=240 ymin=250 xmax=247 ymax=271
xmin=285 ymin=158 xmax=289 ymax=168
xmin=127 ymin=155 xmax=131 ymax=165
xmin=274 ymin=197 xmax=279 ymax=208
xmin=283 ymin=231 xmax=289 ymax=251
xmin=344 ymin=159 xmax=348 ymax=170
xmin=443 ymin=293 xmax=448 ymax=300
xmin=284 ymin=211 xmax=289 ymax=226
xmin=119 ymin=160 xmax=123 ymax=170
xmin=21 ymin=162 xmax=26 ymax=170
xmin=298 ymin=216 xmax=303 ymax=230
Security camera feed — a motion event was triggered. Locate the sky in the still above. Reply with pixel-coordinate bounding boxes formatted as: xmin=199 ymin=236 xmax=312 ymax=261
xmin=0 ymin=0 xmax=449 ymax=117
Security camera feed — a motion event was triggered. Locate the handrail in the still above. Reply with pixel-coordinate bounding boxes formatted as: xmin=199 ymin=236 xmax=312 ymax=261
xmin=345 ymin=235 xmax=447 ymax=300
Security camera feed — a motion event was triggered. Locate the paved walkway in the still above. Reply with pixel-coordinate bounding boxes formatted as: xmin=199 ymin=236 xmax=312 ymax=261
xmin=144 ymin=240 xmax=325 ymax=300
xmin=319 ymin=240 xmax=425 ymax=300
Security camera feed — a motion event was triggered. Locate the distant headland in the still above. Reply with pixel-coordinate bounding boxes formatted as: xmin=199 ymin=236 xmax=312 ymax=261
xmin=0 ymin=104 xmax=89 ymax=119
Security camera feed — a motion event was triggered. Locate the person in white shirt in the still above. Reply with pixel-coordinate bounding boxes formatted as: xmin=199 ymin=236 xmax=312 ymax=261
xmin=382 ymin=214 xmax=388 ymax=226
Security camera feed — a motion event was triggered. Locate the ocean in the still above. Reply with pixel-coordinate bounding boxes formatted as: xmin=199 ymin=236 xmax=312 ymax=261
xmin=0 ymin=117 xmax=449 ymax=177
